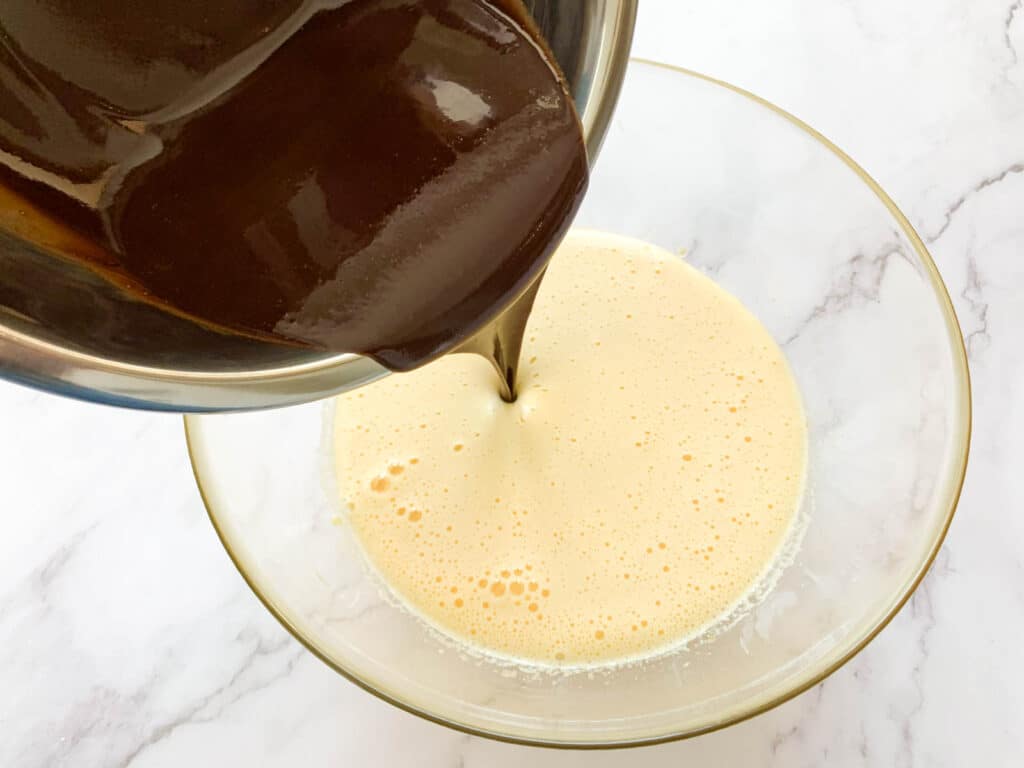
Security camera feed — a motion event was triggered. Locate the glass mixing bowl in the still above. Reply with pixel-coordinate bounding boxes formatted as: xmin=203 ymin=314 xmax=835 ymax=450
xmin=185 ymin=60 xmax=970 ymax=747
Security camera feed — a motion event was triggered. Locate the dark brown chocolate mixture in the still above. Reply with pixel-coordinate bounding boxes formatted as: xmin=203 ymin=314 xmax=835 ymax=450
xmin=0 ymin=0 xmax=587 ymax=395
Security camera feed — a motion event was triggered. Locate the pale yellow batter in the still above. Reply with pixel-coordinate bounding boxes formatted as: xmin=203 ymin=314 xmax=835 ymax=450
xmin=333 ymin=230 xmax=806 ymax=666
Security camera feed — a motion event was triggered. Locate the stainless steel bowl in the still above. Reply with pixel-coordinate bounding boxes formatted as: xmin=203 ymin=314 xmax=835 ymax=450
xmin=0 ymin=0 xmax=637 ymax=412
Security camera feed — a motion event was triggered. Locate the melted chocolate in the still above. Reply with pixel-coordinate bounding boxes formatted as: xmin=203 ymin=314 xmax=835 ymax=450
xmin=0 ymin=0 xmax=587 ymax=382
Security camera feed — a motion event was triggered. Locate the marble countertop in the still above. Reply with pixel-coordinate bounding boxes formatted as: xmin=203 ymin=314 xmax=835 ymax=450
xmin=2 ymin=1 xmax=1021 ymax=765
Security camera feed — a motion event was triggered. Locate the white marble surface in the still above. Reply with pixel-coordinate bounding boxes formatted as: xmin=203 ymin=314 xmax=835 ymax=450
xmin=1 ymin=1 xmax=1021 ymax=765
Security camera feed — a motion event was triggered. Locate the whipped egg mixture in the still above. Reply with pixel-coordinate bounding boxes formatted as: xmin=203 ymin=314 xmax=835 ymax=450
xmin=333 ymin=231 xmax=806 ymax=665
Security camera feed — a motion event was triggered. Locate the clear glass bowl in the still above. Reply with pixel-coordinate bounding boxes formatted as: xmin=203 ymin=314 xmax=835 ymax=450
xmin=185 ymin=60 xmax=970 ymax=747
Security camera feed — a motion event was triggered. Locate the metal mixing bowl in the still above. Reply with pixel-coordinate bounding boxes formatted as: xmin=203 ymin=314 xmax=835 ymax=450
xmin=0 ymin=0 xmax=637 ymax=412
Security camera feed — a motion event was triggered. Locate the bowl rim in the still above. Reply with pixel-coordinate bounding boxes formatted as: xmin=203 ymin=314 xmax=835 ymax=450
xmin=184 ymin=58 xmax=972 ymax=749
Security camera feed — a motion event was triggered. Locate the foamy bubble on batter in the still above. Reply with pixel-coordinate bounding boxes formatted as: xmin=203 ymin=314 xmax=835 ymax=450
xmin=334 ymin=230 xmax=807 ymax=666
